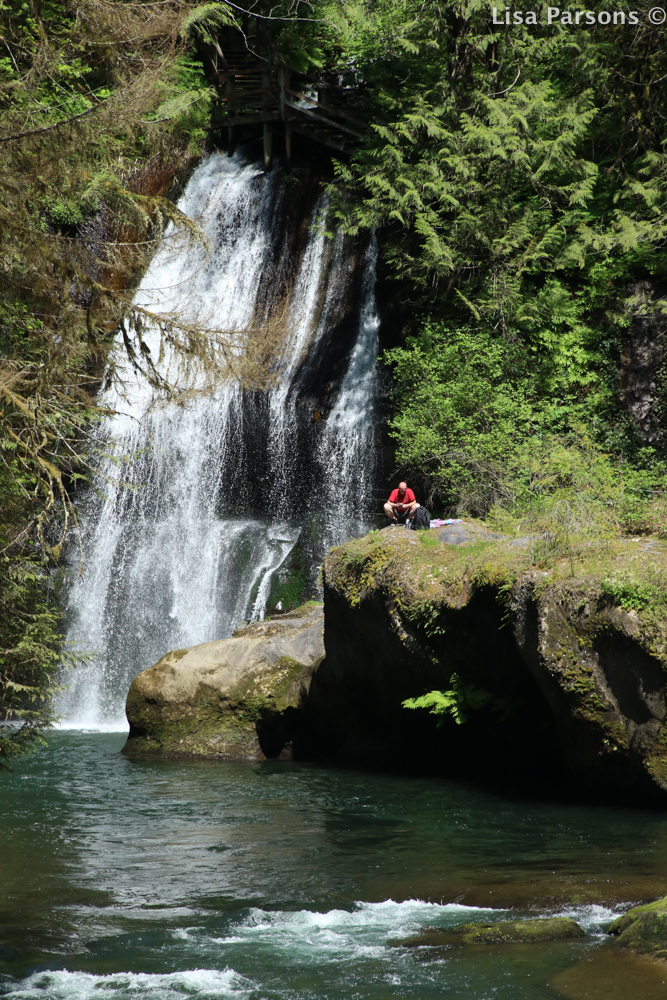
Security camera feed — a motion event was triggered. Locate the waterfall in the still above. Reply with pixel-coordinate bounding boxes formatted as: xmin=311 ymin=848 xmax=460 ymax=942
xmin=317 ymin=236 xmax=380 ymax=546
xmin=60 ymin=152 xmax=381 ymax=728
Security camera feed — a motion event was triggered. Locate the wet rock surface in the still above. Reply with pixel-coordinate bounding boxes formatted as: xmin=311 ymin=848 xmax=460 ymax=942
xmin=395 ymin=917 xmax=585 ymax=948
xmin=123 ymin=602 xmax=324 ymax=760
xmin=618 ymin=280 xmax=667 ymax=447
xmin=609 ymin=896 xmax=667 ymax=956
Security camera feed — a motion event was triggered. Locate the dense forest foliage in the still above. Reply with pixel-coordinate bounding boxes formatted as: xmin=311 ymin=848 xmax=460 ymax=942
xmin=0 ymin=0 xmax=220 ymax=760
xmin=313 ymin=0 xmax=667 ymax=537
xmin=1 ymin=0 xmax=666 ymax=758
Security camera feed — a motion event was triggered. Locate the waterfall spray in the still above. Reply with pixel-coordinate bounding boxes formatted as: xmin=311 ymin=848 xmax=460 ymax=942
xmin=60 ymin=153 xmax=381 ymax=728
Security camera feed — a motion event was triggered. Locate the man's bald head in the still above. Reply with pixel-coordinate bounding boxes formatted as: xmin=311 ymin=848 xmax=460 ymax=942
xmin=399 ymin=482 xmax=408 ymax=491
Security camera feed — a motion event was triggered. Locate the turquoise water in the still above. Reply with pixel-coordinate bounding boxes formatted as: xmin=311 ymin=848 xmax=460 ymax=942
xmin=2 ymin=733 xmax=667 ymax=999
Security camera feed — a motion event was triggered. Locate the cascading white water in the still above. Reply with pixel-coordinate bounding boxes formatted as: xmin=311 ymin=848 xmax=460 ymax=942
xmin=317 ymin=237 xmax=380 ymax=545
xmin=60 ymin=152 xmax=381 ymax=728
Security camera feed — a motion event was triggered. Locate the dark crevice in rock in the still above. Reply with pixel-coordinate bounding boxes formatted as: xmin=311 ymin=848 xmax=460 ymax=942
xmin=298 ymin=583 xmax=565 ymax=789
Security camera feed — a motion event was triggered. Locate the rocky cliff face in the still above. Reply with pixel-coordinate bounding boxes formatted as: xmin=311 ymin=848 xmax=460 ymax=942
xmin=313 ymin=525 xmax=667 ymax=801
xmin=618 ymin=280 xmax=667 ymax=447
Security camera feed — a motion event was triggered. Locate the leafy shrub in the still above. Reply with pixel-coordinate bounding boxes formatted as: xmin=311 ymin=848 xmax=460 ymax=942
xmin=403 ymin=674 xmax=494 ymax=725
xmin=601 ymin=573 xmax=663 ymax=612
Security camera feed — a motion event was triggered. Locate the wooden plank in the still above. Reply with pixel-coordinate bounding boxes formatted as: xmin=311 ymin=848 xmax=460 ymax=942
xmin=285 ymin=100 xmax=363 ymax=139
xmin=284 ymin=88 xmax=363 ymax=126
xmin=288 ymin=120 xmax=351 ymax=153
xmin=217 ymin=88 xmax=270 ymax=100
xmin=219 ymin=98 xmax=269 ymax=110
xmin=217 ymin=112 xmax=280 ymax=126
xmin=216 ymin=70 xmax=264 ymax=81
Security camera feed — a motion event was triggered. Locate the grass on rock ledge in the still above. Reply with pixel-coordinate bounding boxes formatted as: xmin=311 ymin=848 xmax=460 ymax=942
xmin=327 ymin=524 xmax=667 ymax=664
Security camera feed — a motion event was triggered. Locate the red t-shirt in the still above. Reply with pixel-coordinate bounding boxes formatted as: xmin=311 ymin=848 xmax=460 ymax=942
xmin=389 ymin=488 xmax=415 ymax=506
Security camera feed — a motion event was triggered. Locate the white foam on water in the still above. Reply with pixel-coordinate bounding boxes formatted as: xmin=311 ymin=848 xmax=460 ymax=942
xmin=6 ymin=968 xmax=251 ymax=1000
xmin=197 ymin=898 xmax=507 ymax=963
xmin=53 ymin=721 xmax=129 ymax=733
xmin=4 ymin=900 xmax=613 ymax=999
xmin=180 ymin=898 xmax=615 ymax=970
xmin=551 ymin=902 xmax=621 ymax=935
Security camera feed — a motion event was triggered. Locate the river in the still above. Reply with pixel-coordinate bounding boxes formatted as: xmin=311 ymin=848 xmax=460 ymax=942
xmin=8 ymin=152 xmax=666 ymax=1000
xmin=2 ymin=731 xmax=667 ymax=999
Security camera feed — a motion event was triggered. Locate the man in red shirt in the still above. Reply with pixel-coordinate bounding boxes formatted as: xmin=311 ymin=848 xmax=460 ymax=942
xmin=384 ymin=482 xmax=419 ymax=525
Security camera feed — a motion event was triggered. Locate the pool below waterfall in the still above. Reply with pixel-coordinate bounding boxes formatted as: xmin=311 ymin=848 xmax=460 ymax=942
xmin=2 ymin=732 xmax=667 ymax=999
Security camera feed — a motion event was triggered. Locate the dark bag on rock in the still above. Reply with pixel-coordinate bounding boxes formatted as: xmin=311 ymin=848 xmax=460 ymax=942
xmin=412 ymin=506 xmax=430 ymax=530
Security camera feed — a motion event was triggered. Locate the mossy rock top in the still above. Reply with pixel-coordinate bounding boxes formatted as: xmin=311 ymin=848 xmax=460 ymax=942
xmin=327 ymin=522 xmax=667 ymax=628
xmin=609 ymin=896 xmax=667 ymax=955
xmin=395 ymin=917 xmax=585 ymax=948
xmin=609 ymin=895 xmax=667 ymax=935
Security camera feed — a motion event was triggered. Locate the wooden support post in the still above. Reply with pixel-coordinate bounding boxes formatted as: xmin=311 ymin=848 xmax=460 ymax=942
xmin=278 ymin=66 xmax=286 ymax=120
xmin=263 ymin=121 xmax=273 ymax=172
xmin=262 ymin=49 xmax=273 ymax=172
xmin=279 ymin=67 xmax=291 ymax=170
xmin=226 ymin=74 xmax=236 ymax=156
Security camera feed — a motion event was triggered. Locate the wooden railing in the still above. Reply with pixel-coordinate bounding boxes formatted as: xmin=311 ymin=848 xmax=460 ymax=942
xmin=210 ymin=46 xmax=365 ymax=169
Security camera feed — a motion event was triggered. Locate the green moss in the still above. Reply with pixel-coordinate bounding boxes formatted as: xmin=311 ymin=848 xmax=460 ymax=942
xmin=266 ymin=542 xmax=310 ymax=614
xmin=456 ymin=918 xmax=585 ymax=945
xmin=124 ymin=715 xmax=261 ymax=758
xmin=609 ymin=896 xmax=667 ymax=937
xmin=279 ymin=600 xmax=323 ymax=617
xmin=267 ymin=568 xmax=306 ymax=613
xmin=329 ymin=536 xmax=395 ymax=607
xmin=609 ymin=900 xmax=667 ymax=957
xmin=395 ymin=917 xmax=585 ymax=948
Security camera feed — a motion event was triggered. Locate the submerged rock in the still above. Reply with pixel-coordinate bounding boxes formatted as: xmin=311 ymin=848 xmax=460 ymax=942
xmin=609 ymin=897 xmax=667 ymax=956
xmin=396 ymin=917 xmax=585 ymax=948
xmin=123 ymin=602 xmax=324 ymax=760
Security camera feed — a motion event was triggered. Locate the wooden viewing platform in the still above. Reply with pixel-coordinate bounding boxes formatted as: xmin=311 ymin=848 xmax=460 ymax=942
xmin=206 ymin=35 xmax=365 ymax=169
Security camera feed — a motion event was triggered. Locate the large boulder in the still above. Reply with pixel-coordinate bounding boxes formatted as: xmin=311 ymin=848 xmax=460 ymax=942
xmin=309 ymin=525 xmax=667 ymax=801
xmin=608 ymin=896 xmax=667 ymax=956
xmin=123 ymin=602 xmax=324 ymax=760
xmin=120 ymin=523 xmax=667 ymax=801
